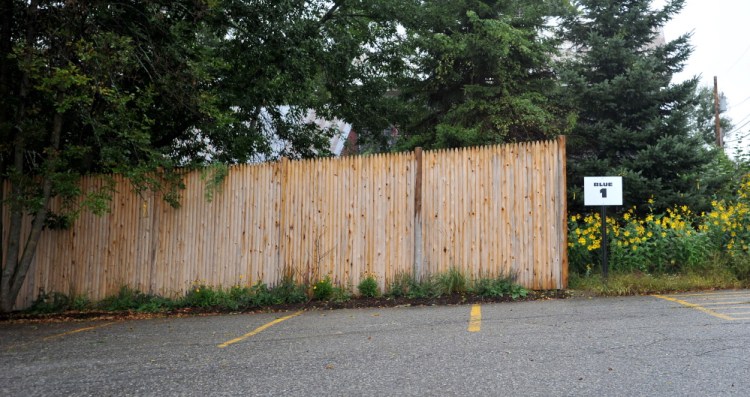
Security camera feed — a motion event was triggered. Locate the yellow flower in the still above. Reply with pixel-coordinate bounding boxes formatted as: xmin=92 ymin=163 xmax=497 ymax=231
xmin=578 ymin=237 xmax=586 ymax=245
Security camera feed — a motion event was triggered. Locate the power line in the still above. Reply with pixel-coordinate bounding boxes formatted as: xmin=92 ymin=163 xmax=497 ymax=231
xmin=725 ymin=43 xmax=750 ymax=74
xmin=723 ymin=119 xmax=750 ymax=142
xmin=730 ymin=112 xmax=750 ymax=129
xmin=729 ymin=95 xmax=750 ymax=110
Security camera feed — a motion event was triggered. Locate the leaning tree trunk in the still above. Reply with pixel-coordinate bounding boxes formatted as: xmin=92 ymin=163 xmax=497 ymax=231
xmin=0 ymin=102 xmax=61 ymax=311
xmin=0 ymin=112 xmax=61 ymax=312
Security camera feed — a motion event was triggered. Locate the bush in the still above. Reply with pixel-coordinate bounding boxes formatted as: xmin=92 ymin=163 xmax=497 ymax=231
xmin=473 ymin=276 xmax=528 ymax=299
xmin=406 ymin=276 xmax=441 ymax=299
xmin=330 ymin=286 xmax=352 ymax=303
xmin=569 ymin=178 xmax=750 ymax=281
xmin=270 ymin=277 xmax=308 ymax=304
xmin=29 ymin=291 xmax=73 ymax=313
xmin=181 ymin=284 xmax=235 ymax=309
xmin=358 ymin=275 xmax=379 ymax=298
xmin=570 ymin=204 xmax=714 ymax=275
xmin=312 ymin=276 xmax=334 ymax=301
xmin=386 ymin=272 xmax=413 ymax=298
xmin=436 ymin=267 xmax=468 ymax=295
xmin=99 ymin=286 xmax=155 ymax=311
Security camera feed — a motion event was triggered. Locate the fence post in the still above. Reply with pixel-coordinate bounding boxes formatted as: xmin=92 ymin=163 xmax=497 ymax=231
xmin=413 ymin=147 xmax=423 ymax=281
xmin=277 ymin=157 xmax=289 ymax=283
xmin=558 ymin=135 xmax=568 ymax=289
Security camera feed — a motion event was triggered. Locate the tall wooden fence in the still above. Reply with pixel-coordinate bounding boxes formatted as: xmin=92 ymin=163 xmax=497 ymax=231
xmin=2 ymin=137 xmax=567 ymax=309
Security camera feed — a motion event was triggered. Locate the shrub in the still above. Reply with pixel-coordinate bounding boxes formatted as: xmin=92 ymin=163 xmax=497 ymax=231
xmin=270 ymin=277 xmax=308 ymax=304
xmin=386 ymin=272 xmax=413 ymax=298
xmin=358 ymin=275 xmax=379 ymax=298
xmin=99 ymin=286 xmax=154 ymax=311
xmin=569 ymin=204 xmax=714 ymax=275
xmin=136 ymin=296 xmax=176 ymax=313
xmin=312 ymin=276 xmax=334 ymax=301
xmin=406 ymin=275 xmax=440 ymax=299
xmin=474 ymin=277 xmax=513 ymax=298
xmin=249 ymin=281 xmax=275 ymax=307
xmin=330 ymin=286 xmax=352 ymax=303
xmin=29 ymin=291 xmax=73 ymax=313
xmin=473 ymin=275 xmax=528 ymax=299
xmin=436 ymin=267 xmax=468 ymax=295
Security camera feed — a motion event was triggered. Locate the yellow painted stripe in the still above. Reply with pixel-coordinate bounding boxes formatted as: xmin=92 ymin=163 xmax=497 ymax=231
xmin=653 ymin=295 xmax=736 ymax=321
xmin=218 ymin=311 xmax=303 ymax=348
xmin=44 ymin=322 xmax=115 ymax=340
xmin=674 ymin=291 xmax=750 ymax=297
xmin=699 ymin=301 xmax=748 ymax=306
xmin=468 ymin=304 xmax=481 ymax=332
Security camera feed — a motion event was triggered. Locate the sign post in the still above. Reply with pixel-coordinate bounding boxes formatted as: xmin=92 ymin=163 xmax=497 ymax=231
xmin=584 ymin=177 xmax=623 ymax=278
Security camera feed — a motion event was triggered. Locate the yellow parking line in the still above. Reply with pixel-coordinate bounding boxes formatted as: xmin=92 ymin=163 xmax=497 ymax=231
xmin=218 ymin=311 xmax=303 ymax=348
xmin=699 ymin=301 xmax=749 ymax=306
xmin=468 ymin=304 xmax=481 ymax=332
xmin=693 ymin=296 xmax=750 ymax=301
xmin=43 ymin=322 xmax=115 ymax=340
xmin=653 ymin=295 xmax=736 ymax=321
xmin=676 ymin=291 xmax=750 ymax=297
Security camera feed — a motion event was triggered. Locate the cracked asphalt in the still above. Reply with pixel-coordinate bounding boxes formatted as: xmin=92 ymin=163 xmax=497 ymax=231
xmin=2 ymin=291 xmax=749 ymax=396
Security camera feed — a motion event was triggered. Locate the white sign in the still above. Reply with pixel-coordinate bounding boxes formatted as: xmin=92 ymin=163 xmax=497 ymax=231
xmin=584 ymin=176 xmax=623 ymax=206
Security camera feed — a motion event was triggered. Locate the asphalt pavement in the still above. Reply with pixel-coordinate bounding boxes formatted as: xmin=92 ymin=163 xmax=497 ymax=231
xmin=2 ymin=290 xmax=750 ymax=396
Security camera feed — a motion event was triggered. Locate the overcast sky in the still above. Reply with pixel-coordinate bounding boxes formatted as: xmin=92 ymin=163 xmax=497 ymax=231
xmin=661 ymin=0 xmax=750 ymax=154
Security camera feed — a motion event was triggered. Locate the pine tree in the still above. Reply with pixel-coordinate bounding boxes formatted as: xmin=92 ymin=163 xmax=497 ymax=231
xmin=395 ymin=0 xmax=573 ymax=150
xmin=560 ymin=0 xmax=714 ymax=213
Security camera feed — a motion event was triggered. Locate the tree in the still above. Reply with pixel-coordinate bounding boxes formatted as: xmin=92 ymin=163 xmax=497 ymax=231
xmin=559 ymin=0 xmax=713 ymax=213
xmin=690 ymin=86 xmax=732 ymax=147
xmin=0 ymin=0 xmax=221 ymax=311
xmin=205 ymin=0 xmax=418 ymax=161
xmin=0 ymin=0 xmax=421 ymax=311
xmin=393 ymin=0 xmax=574 ymax=150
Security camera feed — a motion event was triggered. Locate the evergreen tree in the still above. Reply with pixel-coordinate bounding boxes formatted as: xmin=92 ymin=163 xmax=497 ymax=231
xmin=395 ymin=0 xmax=574 ymax=150
xmin=560 ymin=0 xmax=713 ymax=213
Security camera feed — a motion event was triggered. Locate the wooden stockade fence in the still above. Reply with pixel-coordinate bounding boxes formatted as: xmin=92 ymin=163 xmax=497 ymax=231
xmin=2 ymin=137 xmax=567 ymax=309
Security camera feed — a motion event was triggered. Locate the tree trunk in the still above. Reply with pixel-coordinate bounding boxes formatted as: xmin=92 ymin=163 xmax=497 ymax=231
xmin=0 ymin=0 xmax=40 ymax=312
xmin=0 ymin=80 xmax=28 ymax=313
xmin=0 ymin=110 xmax=61 ymax=312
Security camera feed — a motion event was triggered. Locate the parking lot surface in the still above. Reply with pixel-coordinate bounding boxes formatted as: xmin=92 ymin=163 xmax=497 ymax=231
xmin=2 ymin=290 xmax=750 ymax=396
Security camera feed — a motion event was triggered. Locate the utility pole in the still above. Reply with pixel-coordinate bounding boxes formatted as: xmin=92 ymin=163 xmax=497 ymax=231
xmin=714 ymin=76 xmax=722 ymax=148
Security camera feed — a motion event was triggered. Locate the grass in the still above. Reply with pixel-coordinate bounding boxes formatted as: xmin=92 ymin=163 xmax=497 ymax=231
xmin=569 ymin=271 xmax=744 ymax=297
